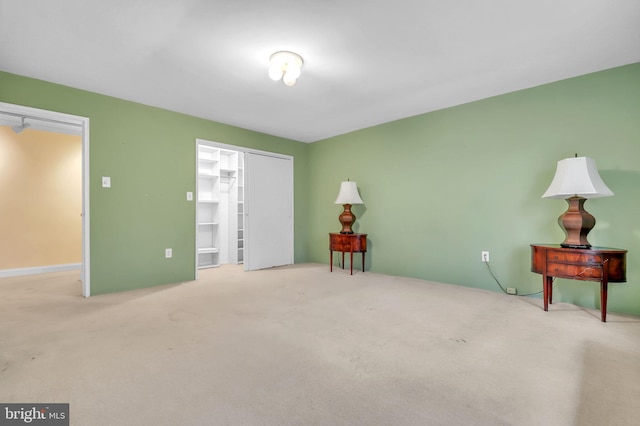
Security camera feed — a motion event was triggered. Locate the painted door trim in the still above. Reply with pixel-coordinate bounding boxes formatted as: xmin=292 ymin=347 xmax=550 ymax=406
xmin=0 ymin=102 xmax=91 ymax=297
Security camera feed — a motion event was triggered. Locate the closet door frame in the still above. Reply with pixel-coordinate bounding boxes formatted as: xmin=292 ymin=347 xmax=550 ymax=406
xmin=194 ymin=139 xmax=294 ymax=275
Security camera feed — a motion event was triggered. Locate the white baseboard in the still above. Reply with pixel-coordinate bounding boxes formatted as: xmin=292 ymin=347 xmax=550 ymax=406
xmin=0 ymin=263 xmax=81 ymax=278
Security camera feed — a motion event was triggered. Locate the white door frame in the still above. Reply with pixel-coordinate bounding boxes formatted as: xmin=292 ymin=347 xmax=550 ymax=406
xmin=0 ymin=102 xmax=91 ymax=297
xmin=194 ymin=138 xmax=294 ymax=275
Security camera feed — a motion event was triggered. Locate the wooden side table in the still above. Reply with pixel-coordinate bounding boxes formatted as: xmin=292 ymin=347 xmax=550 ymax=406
xmin=530 ymin=244 xmax=627 ymax=322
xmin=329 ymin=233 xmax=367 ymax=275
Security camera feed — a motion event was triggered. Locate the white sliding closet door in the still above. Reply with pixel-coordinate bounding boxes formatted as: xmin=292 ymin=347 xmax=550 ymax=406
xmin=244 ymin=152 xmax=293 ymax=270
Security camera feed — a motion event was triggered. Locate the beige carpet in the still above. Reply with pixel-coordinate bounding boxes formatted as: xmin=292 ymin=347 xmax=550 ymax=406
xmin=1 ymin=263 xmax=639 ymax=425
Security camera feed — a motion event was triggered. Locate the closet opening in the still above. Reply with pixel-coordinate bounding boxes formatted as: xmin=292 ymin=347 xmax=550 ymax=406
xmin=195 ymin=139 xmax=294 ymax=274
xmin=196 ymin=143 xmax=244 ymax=269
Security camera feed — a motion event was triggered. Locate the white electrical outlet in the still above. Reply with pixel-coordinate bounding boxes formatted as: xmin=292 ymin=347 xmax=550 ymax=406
xmin=186 ymin=192 xmax=193 ymax=201
xmin=482 ymin=251 xmax=490 ymax=262
xmin=101 ymin=176 xmax=111 ymax=188
xmin=507 ymin=288 xmax=517 ymax=295
xmin=165 ymin=248 xmax=172 ymax=258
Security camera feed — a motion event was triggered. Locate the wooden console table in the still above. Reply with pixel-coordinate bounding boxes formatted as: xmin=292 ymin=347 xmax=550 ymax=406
xmin=329 ymin=233 xmax=367 ymax=275
xmin=531 ymin=244 xmax=627 ymax=322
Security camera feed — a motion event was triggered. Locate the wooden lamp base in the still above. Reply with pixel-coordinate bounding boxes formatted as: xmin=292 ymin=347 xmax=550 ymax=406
xmin=559 ymin=196 xmax=596 ymax=249
xmin=338 ymin=203 xmax=356 ymax=234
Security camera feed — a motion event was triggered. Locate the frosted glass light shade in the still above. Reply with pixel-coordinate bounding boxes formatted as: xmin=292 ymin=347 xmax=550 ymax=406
xmin=268 ymin=65 xmax=284 ymax=81
xmin=283 ymin=73 xmax=297 ymax=87
xmin=269 ymin=51 xmax=303 ymax=87
xmin=335 ymin=181 xmax=363 ymax=204
xmin=284 ymin=65 xmax=301 ymax=80
xmin=542 ymin=157 xmax=613 ymax=199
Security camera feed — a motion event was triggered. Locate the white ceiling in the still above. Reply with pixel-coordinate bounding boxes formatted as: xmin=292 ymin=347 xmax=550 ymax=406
xmin=1 ymin=0 xmax=639 ymax=143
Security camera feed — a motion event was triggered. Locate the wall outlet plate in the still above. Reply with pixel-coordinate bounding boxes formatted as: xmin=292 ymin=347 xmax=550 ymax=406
xmin=507 ymin=288 xmax=517 ymax=295
xmin=165 ymin=248 xmax=172 ymax=258
xmin=481 ymin=251 xmax=490 ymax=262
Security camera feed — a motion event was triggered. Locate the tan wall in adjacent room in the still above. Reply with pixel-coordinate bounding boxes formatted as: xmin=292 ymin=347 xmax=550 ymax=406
xmin=0 ymin=126 xmax=82 ymax=270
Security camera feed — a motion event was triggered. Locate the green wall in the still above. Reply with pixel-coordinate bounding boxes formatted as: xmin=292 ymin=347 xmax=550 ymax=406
xmin=308 ymin=63 xmax=640 ymax=316
xmin=2 ymin=63 xmax=639 ymax=317
xmin=0 ymin=71 xmax=309 ymax=295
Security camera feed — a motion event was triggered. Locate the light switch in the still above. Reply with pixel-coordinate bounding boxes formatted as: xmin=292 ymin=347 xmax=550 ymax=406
xmin=187 ymin=192 xmax=193 ymax=201
xmin=102 ymin=176 xmax=111 ymax=188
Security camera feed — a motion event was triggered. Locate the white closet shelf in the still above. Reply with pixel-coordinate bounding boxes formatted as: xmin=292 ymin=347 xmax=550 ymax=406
xmin=198 ymin=247 xmax=220 ymax=254
xmin=198 ymin=222 xmax=218 ymax=226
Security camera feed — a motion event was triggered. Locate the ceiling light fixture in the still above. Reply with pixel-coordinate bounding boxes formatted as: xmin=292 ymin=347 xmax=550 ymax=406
xmin=11 ymin=117 xmax=31 ymax=134
xmin=268 ymin=51 xmax=303 ymax=87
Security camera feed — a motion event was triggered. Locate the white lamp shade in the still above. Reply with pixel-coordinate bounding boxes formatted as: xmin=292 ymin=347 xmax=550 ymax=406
xmin=334 ymin=181 xmax=364 ymax=204
xmin=542 ymin=157 xmax=613 ymax=199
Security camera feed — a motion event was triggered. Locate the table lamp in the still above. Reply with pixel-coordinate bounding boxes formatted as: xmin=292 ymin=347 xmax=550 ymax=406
xmin=542 ymin=155 xmax=613 ymax=248
xmin=335 ymin=180 xmax=364 ymax=234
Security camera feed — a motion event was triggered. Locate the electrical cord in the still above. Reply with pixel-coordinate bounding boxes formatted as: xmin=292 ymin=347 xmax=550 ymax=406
xmin=483 ymin=260 xmax=545 ymax=297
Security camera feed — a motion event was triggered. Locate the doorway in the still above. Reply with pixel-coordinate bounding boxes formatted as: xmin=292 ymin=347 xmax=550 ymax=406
xmin=0 ymin=102 xmax=91 ymax=296
xmin=195 ymin=139 xmax=293 ymax=274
